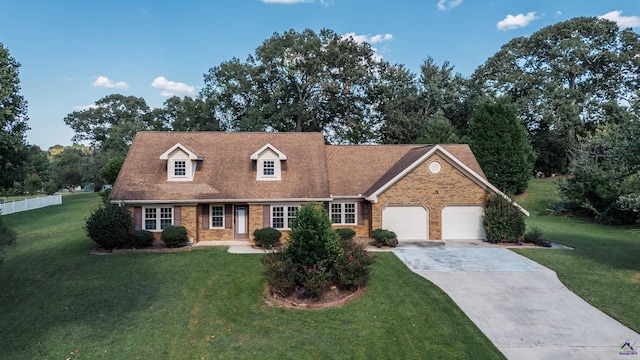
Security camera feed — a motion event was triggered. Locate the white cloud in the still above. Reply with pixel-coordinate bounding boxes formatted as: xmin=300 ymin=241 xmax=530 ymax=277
xmin=342 ymin=32 xmax=393 ymax=45
xmin=599 ymin=10 xmax=640 ymax=28
xmin=555 ymin=11 xmax=562 ymax=18
xmin=437 ymin=0 xmax=462 ymax=11
xmin=497 ymin=12 xmax=540 ymax=31
xmin=341 ymin=33 xmax=393 ymax=63
xmin=151 ymin=76 xmax=196 ymax=97
xmin=72 ymin=104 xmax=99 ymax=111
xmin=92 ymin=75 xmax=129 ymax=89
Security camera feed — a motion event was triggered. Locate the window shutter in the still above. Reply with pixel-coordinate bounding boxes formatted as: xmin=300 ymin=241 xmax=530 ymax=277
xmin=263 ymin=205 xmax=270 ymax=228
xmin=225 ymin=205 xmax=232 ymax=229
xmin=174 ymin=206 xmax=181 ymax=226
xmin=134 ymin=207 xmax=142 ymax=230
xmin=202 ymin=204 xmax=209 ymax=229
xmin=358 ymin=201 xmax=365 ymax=225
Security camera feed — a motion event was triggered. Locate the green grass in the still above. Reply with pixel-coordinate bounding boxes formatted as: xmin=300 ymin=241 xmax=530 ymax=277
xmin=514 ymin=179 xmax=640 ymax=332
xmin=0 ymin=193 xmax=503 ymax=360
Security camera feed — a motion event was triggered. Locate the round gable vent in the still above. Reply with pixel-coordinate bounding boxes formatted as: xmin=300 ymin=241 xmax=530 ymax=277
xmin=428 ymin=161 xmax=442 ymax=174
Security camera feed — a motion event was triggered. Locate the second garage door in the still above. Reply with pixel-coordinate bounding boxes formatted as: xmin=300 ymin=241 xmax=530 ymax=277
xmin=442 ymin=206 xmax=485 ymax=240
xmin=382 ymin=206 xmax=428 ymax=241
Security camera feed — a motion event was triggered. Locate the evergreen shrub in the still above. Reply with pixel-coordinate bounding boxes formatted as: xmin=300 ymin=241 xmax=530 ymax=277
xmin=160 ymin=226 xmax=188 ymax=248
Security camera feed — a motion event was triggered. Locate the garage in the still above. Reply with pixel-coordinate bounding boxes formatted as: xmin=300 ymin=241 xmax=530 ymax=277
xmin=442 ymin=206 xmax=485 ymax=240
xmin=382 ymin=206 xmax=428 ymax=241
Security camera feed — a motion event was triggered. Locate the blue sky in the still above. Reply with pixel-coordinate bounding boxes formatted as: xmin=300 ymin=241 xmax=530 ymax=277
xmin=1 ymin=0 xmax=639 ymax=150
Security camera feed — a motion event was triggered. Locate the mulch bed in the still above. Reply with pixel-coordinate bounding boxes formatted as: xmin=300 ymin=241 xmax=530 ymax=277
xmin=265 ymin=285 xmax=367 ymax=309
xmin=90 ymin=242 xmax=194 ymax=255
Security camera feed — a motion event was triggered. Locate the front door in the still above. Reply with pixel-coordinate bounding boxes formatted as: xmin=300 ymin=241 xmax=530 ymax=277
xmin=234 ymin=205 xmax=248 ymax=239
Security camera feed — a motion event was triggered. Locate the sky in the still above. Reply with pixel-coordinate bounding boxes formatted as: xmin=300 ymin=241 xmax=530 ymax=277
xmin=1 ymin=0 xmax=639 ymax=150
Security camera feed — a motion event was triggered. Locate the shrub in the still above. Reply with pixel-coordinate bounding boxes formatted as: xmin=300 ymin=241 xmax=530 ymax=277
xmin=99 ymin=189 xmax=112 ymax=204
xmin=0 ymin=214 xmax=17 ymax=265
xmin=262 ymin=251 xmax=296 ymax=297
xmin=253 ymin=227 xmax=281 ymax=248
xmin=335 ymin=228 xmax=356 ymax=241
xmin=483 ymin=194 xmax=525 ymax=243
xmin=287 ymin=202 xmax=340 ymax=269
xmin=131 ymin=230 xmax=155 ymax=248
xmin=85 ymin=203 xmax=133 ymax=249
xmin=371 ymin=228 xmax=398 ymax=247
xmin=300 ymin=261 xmax=332 ymax=298
xmin=523 ymin=227 xmax=551 ymax=247
xmin=160 ymin=226 xmax=188 ymax=248
xmin=335 ymin=238 xmax=376 ymax=290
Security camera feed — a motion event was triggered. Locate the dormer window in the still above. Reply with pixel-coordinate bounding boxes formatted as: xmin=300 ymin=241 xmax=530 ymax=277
xmin=160 ymin=143 xmax=203 ymax=182
xmin=263 ymin=160 xmax=275 ymax=176
xmin=250 ymin=143 xmax=287 ymax=181
xmin=174 ymin=160 xmax=186 ymax=176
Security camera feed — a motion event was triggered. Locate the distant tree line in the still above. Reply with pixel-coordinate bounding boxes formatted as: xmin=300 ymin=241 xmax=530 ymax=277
xmin=2 ymin=17 xmax=639 ymax=223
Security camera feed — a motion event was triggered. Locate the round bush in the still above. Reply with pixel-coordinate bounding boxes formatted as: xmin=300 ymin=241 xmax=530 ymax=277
xmin=130 ymin=230 xmax=155 ymax=248
xmin=253 ymin=227 xmax=281 ymax=248
xmin=84 ymin=203 xmax=133 ymax=249
xmin=371 ymin=228 xmax=398 ymax=247
xmin=160 ymin=226 xmax=188 ymax=248
xmin=335 ymin=228 xmax=356 ymax=241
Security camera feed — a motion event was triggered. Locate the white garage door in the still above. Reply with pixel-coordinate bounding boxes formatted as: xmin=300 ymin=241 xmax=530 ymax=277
xmin=382 ymin=206 xmax=428 ymax=241
xmin=442 ymin=206 xmax=485 ymax=240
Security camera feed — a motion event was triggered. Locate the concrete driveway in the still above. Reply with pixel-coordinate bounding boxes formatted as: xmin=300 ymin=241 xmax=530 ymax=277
xmin=393 ymin=244 xmax=640 ymax=360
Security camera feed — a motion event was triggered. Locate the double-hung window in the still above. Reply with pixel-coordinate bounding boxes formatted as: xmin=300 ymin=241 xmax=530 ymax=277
xmin=211 ymin=205 xmax=224 ymax=228
xmin=330 ymin=202 xmax=356 ymax=224
xmin=144 ymin=206 xmax=173 ymax=231
xmin=272 ymin=205 xmax=299 ymax=229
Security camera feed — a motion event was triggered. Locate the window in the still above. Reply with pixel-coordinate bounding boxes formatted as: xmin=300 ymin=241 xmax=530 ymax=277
xmin=263 ymin=160 xmax=275 ymax=176
xmin=144 ymin=206 xmax=173 ymax=231
xmin=330 ymin=202 xmax=357 ymax=224
xmin=272 ymin=205 xmax=299 ymax=229
xmin=211 ymin=205 xmax=224 ymax=228
xmin=174 ymin=160 xmax=186 ymax=176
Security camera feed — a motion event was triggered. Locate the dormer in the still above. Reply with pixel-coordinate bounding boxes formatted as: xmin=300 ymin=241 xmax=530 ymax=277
xmin=250 ymin=143 xmax=287 ymax=181
xmin=159 ymin=143 xmax=203 ymax=182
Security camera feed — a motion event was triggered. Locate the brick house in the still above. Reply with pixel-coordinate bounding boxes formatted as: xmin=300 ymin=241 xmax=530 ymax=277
xmin=111 ymin=131 xmax=527 ymax=243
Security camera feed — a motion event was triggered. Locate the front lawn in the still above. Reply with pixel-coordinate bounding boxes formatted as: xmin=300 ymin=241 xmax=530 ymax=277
xmin=515 ymin=179 xmax=640 ymax=332
xmin=0 ymin=193 xmax=503 ymax=359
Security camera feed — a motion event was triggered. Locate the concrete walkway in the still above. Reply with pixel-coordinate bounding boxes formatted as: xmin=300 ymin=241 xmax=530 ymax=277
xmin=393 ymin=243 xmax=640 ymax=360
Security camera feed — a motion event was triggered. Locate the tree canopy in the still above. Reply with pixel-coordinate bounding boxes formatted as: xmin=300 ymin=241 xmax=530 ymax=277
xmin=0 ymin=42 xmax=29 ymax=190
xmin=473 ymin=17 xmax=640 ymax=175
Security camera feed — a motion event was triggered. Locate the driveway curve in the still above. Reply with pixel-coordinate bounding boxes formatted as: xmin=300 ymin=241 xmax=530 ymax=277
xmin=393 ymin=245 xmax=640 ymax=360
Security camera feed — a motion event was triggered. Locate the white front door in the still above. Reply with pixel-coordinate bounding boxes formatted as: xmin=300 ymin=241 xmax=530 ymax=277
xmin=234 ymin=206 xmax=248 ymax=239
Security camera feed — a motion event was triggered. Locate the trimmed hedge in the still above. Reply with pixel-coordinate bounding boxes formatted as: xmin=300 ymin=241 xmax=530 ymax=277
xmin=335 ymin=228 xmax=356 ymax=241
xmin=131 ymin=230 xmax=155 ymax=248
xmin=371 ymin=228 xmax=398 ymax=247
xmin=253 ymin=227 xmax=281 ymax=248
xmin=161 ymin=226 xmax=188 ymax=248
xmin=482 ymin=194 xmax=525 ymax=243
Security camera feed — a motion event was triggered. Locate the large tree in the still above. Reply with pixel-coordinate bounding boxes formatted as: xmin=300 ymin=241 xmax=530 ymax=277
xmin=201 ymin=28 xmax=388 ymax=144
xmin=64 ymin=94 xmax=161 ymax=156
xmin=153 ymin=96 xmax=220 ymax=131
xmin=0 ymin=42 xmax=29 ymax=190
xmin=467 ymin=98 xmax=535 ymax=194
xmin=473 ymin=17 xmax=640 ymax=175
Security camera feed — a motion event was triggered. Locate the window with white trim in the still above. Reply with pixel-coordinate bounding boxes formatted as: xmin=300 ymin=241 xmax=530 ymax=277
xmin=272 ymin=205 xmax=299 ymax=229
xmin=210 ymin=205 xmax=224 ymax=228
xmin=144 ymin=206 xmax=173 ymax=231
xmin=174 ymin=160 xmax=186 ymax=176
xmin=263 ymin=160 xmax=275 ymax=176
xmin=330 ymin=202 xmax=357 ymax=224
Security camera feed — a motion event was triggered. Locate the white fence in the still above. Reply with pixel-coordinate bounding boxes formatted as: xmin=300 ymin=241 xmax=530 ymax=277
xmin=0 ymin=194 xmax=63 ymax=215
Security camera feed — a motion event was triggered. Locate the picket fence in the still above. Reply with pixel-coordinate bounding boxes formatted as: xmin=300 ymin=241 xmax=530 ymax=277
xmin=0 ymin=194 xmax=63 ymax=215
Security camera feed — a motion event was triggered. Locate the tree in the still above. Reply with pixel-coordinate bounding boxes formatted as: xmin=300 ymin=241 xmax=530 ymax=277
xmin=0 ymin=42 xmax=29 ymax=190
xmin=153 ymin=96 xmax=220 ymax=131
xmin=101 ymin=155 xmax=125 ymax=185
xmin=559 ymin=118 xmax=640 ymax=224
xmin=414 ymin=110 xmax=460 ymax=144
xmin=467 ymin=98 xmax=535 ymax=194
xmin=49 ymin=146 xmax=92 ymax=192
xmin=64 ymin=94 xmax=160 ymax=156
xmin=201 ymin=28 xmax=388 ymax=144
xmin=473 ymin=17 xmax=640 ymax=175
